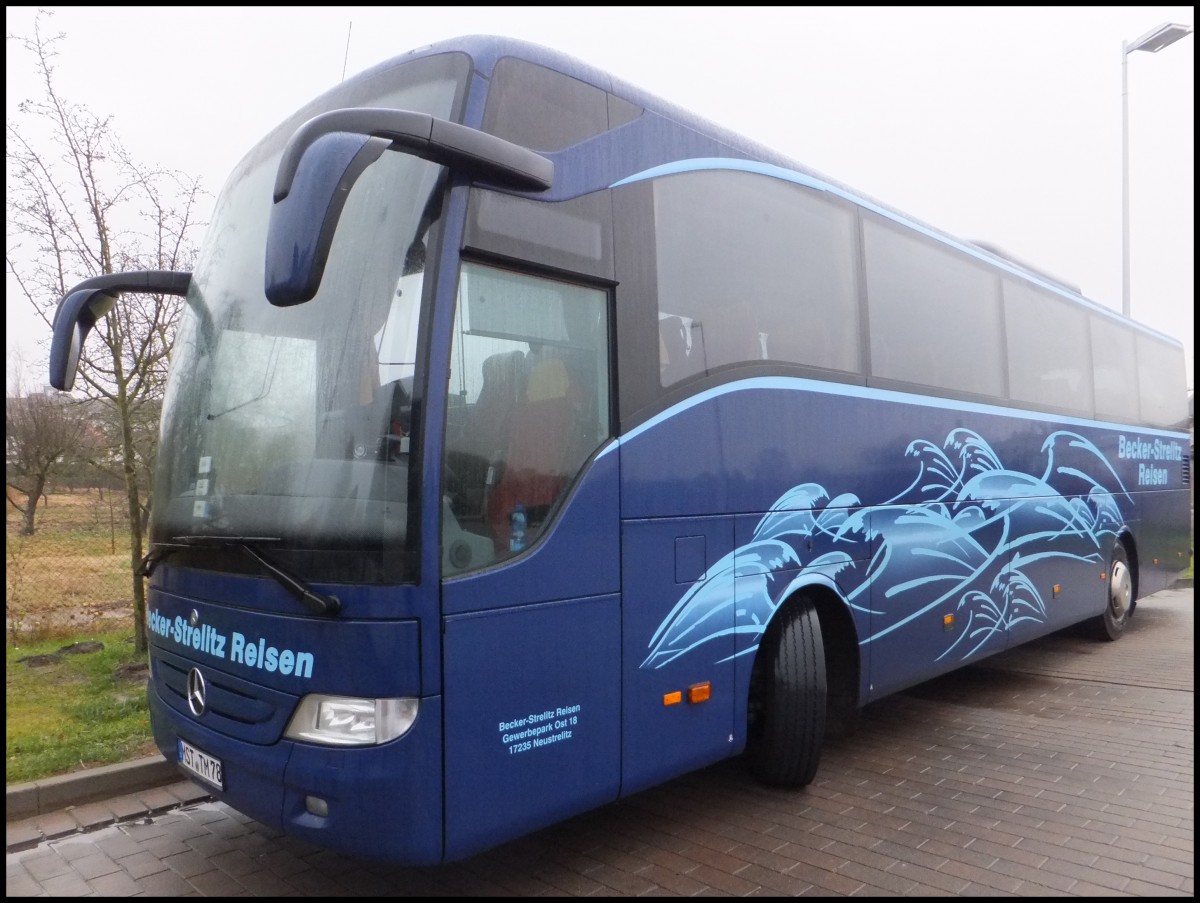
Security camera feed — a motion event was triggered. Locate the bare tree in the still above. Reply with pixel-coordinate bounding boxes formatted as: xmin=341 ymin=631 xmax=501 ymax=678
xmin=4 ymin=382 xmax=91 ymax=535
xmin=6 ymin=12 xmax=206 ymax=651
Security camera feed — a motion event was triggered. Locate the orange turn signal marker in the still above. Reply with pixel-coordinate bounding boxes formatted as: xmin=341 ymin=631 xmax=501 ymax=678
xmin=663 ymin=690 xmax=682 ymax=706
xmin=687 ymin=682 xmax=711 ymax=704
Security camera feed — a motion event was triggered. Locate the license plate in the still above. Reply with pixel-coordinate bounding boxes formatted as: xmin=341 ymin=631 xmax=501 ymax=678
xmin=179 ymin=739 xmax=224 ymax=790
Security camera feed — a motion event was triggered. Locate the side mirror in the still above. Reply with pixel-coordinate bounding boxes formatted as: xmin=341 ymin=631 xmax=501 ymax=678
xmin=264 ymin=108 xmax=553 ymax=308
xmin=263 ymin=132 xmax=392 ymax=307
xmin=48 ymin=270 xmax=191 ymax=391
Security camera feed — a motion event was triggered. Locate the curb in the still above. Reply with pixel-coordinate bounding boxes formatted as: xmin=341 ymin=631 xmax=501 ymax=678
xmin=6 ymin=755 xmax=181 ymax=822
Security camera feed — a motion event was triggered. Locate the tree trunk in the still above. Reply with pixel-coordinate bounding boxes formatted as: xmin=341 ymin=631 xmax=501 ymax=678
xmin=118 ymin=399 xmax=149 ymax=653
xmin=19 ymin=476 xmax=46 ymax=535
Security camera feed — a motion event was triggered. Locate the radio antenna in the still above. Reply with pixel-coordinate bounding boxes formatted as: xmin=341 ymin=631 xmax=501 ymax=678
xmin=341 ymin=21 xmax=353 ymax=82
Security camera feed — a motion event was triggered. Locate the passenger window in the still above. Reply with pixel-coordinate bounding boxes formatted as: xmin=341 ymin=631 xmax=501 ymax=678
xmin=1091 ymin=315 xmax=1139 ymax=424
xmin=652 ymin=169 xmax=861 ymax=386
xmin=442 ymin=262 xmax=611 ymax=574
xmin=1004 ymin=279 xmax=1093 ymax=417
xmin=864 ymin=216 xmax=1004 ymax=401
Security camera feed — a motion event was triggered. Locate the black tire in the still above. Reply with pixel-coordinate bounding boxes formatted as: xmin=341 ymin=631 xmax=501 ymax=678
xmin=1091 ymin=543 xmax=1133 ymax=642
xmin=746 ymin=599 xmax=827 ymax=788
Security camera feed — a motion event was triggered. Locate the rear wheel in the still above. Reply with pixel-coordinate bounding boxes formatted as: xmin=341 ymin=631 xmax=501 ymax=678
xmin=746 ymin=599 xmax=827 ymax=787
xmin=1091 ymin=543 xmax=1133 ymax=641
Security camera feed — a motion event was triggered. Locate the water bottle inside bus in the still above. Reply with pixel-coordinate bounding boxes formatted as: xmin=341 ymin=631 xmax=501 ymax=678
xmin=509 ymin=504 xmax=527 ymax=552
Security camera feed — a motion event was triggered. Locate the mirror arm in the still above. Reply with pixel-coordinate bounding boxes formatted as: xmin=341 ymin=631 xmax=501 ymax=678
xmin=48 ymin=270 xmax=191 ymax=391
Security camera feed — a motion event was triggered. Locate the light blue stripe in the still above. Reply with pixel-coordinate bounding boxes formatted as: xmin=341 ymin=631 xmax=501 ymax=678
xmin=605 ymin=376 xmax=1189 ymax=451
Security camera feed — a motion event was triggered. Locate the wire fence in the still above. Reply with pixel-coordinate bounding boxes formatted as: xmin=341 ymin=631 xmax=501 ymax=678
xmin=6 ymin=488 xmax=138 ymax=642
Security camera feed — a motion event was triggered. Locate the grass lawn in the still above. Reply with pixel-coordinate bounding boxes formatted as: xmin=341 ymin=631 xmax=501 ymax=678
xmin=6 ymin=627 xmax=159 ymax=785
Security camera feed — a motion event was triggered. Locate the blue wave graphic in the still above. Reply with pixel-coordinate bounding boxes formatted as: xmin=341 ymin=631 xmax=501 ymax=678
xmin=641 ymin=429 xmax=1128 ymax=670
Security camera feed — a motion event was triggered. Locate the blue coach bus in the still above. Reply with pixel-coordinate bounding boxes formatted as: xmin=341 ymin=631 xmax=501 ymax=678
xmin=49 ymin=35 xmax=1191 ymax=865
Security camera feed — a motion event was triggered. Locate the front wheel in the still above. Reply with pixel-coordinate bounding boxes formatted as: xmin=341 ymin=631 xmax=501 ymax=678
xmin=746 ymin=599 xmax=827 ymax=788
xmin=1091 ymin=543 xmax=1133 ymax=641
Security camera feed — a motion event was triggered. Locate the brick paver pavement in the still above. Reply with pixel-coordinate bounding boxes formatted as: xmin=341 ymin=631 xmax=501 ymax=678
xmin=7 ymin=586 xmax=1193 ymax=896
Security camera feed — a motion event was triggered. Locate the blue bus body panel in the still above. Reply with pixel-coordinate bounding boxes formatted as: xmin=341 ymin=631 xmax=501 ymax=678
xmin=439 ymin=447 xmax=622 ymax=860
xmin=441 ymin=593 xmax=621 ymax=861
xmin=146 ymin=583 xmax=444 ymax=864
xmin=620 ymin=516 xmax=735 ymax=796
xmin=619 ymin=378 xmax=1190 ymax=714
xmin=1137 ymin=486 xmax=1192 ymax=595
xmin=147 ymin=588 xmax=422 ymax=698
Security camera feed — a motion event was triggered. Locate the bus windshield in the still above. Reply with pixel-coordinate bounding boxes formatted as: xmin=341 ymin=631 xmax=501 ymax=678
xmin=152 ymin=68 xmax=463 ymax=585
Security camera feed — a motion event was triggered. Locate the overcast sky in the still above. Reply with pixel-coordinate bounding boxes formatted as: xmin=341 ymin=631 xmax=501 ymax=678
xmin=6 ymin=5 xmax=1194 ymax=397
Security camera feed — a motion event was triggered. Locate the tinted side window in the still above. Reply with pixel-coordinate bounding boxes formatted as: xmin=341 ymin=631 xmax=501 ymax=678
xmin=484 ymin=57 xmax=639 ymax=152
xmin=864 ymin=217 xmax=1005 ymax=401
xmin=1135 ymin=333 xmax=1188 ymax=428
xmin=442 ymin=262 xmax=612 ymax=574
xmin=1004 ymin=279 xmax=1094 ymax=417
xmin=1091 ymin=314 xmax=1140 ymax=424
xmin=652 ymin=170 xmax=861 ymax=386
xmin=465 ymin=187 xmax=614 ymax=281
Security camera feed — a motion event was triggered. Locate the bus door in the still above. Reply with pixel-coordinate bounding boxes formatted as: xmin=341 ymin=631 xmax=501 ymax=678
xmin=436 ymin=262 xmax=622 ymax=861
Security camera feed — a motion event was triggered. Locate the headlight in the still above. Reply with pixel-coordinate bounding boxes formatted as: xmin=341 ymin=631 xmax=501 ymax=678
xmin=284 ymin=695 xmax=418 ymax=746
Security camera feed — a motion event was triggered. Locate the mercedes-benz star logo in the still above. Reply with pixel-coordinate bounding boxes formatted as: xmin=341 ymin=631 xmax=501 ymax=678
xmin=186 ymin=668 xmax=208 ymax=717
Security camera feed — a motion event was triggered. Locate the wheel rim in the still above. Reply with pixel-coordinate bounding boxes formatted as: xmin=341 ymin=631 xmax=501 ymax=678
xmin=1109 ymin=559 xmax=1132 ymax=620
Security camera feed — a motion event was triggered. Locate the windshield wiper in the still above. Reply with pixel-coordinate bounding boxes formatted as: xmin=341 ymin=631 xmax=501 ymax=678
xmin=138 ymin=536 xmax=341 ymax=617
xmin=137 ymin=542 xmax=185 ymax=577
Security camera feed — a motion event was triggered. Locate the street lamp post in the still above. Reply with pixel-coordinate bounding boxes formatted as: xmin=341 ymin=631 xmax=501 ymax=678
xmin=1121 ymin=21 xmax=1192 ymax=318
